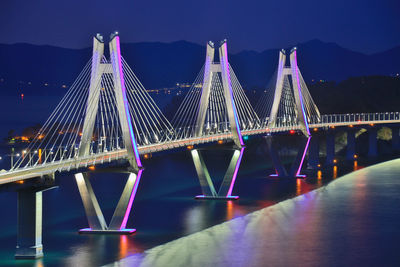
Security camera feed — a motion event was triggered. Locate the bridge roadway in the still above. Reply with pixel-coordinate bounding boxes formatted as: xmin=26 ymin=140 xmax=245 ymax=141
xmin=0 ymin=117 xmax=399 ymax=185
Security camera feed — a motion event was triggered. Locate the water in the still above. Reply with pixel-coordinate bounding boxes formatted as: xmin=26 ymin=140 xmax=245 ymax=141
xmin=0 ymin=141 xmax=398 ymax=266
xmin=111 ymin=158 xmax=400 ymax=267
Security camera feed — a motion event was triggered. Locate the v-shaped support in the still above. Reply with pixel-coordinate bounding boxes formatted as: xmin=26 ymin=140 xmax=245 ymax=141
xmin=191 ymin=147 xmax=244 ymax=200
xmin=75 ymin=170 xmax=142 ymax=234
xmin=265 ymin=135 xmax=310 ymax=178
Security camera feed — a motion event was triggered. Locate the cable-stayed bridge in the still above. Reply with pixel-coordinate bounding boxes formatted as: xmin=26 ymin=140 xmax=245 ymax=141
xmin=2 ymin=33 xmax=400 ymax=259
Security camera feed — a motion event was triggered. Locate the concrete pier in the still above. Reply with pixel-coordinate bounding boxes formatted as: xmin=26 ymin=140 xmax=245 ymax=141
xmin=325 ymin=131 xmax=335 ymax=166
xmin=308 ymin=135 xmax=319 ymax=169
xmin=392 ymin=127 xmax=400 ymax=150
xmin=15 ymin=189 xmax=43 ymax=259
xmin=346 ymin=129 xmax=356 ymax=161
xmin=368 ymin=127 xmax=378 ymax=157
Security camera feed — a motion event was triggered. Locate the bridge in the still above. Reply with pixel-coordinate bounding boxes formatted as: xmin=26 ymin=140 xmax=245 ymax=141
xmin=2 ymin=32 xmax=400 ymax=259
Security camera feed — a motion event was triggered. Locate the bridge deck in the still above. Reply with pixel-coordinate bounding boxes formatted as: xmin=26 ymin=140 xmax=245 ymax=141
xmin=0 ymin=119 xmax=398 ymax=184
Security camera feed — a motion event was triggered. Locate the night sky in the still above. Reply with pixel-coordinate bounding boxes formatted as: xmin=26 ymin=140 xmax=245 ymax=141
xmin=0 ymin=0 xmax=399 ymax=53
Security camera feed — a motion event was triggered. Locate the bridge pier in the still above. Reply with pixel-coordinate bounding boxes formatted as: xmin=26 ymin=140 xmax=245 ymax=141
xmin=191 ymin=148 xmax=244 ymax=200
xmin=15 ymin=189 xmax=43 ymax=259
xmin=325 ymin=131 xmax=336 ymax=166
xmin=265 ymin=135 xmax=310 ymax=178
xmin=368 ymin=127 xmax=378 ymax=157
xmin=75 ymin=170 xmax=142 ymax=234
xmin=307 ymin=135 xmax=320 ymax=170
xmin=346 ymin=129 xmax=357 ymax=161
xmin=392 ymin=127 xmax=400 ymax=150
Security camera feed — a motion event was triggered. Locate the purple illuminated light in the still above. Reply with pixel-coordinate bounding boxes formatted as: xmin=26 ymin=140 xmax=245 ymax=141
xmin=120 ymin=169 xmax=143 ymax=230
xmin=221 ymin=43 xmax=245 ymax=147
xmin=226 ymin=147 xmax=245 ymax=196
xmin=295 ymin=136 xmax=311 ymax=177
xmin=114 ymin=36 xmax=143 ymax=168
xmin=196 ymin=195 xmax=239 ymax=200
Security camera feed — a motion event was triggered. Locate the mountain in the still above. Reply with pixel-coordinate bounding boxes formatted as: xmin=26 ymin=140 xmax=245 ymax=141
xmin=0 ymin=39 xmax=399 ymax=96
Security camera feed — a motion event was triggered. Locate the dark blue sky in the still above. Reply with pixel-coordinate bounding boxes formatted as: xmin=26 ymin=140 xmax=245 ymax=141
xmin=0 ymin=0 xmax=399 ymax=53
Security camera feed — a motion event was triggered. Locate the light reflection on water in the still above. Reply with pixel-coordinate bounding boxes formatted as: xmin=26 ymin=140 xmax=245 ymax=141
xmin=317 ymin=170 xmax=322 ymax=187
xmin=112 ymin=159 xmax=400 ymax=267
xmin=0 ymin=143 xmax=391 ymax=267
xmin=333 ymin=165 xmax=338 ymax=179
xmin=226 ymin=201 xmax=233 ymax=221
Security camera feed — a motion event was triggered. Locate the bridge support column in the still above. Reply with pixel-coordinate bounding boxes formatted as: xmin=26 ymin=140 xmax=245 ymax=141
xmin=346 ymin=129 xmax=356 ymax=161
xmin=325 ymin=131 xmax=335 ymax=166
xmin=191 ymin=148 xmax=244 ymax=200
xmin=265 ymin=136 xmax=287 ymax=177
xmin=75 ymin=170 xmax=142 ymax=234
xmin=368 ymin=127 xmax=378 ymax=157
xmin=15 ymin=189 xmax=43 ymax=259
xmin=307 ymin=135 xmax=319 ymax=170
xmin=265 ymin=135 xmax=310 ymax=178
xmin=392 ymin=127 xmax=400 ymax=150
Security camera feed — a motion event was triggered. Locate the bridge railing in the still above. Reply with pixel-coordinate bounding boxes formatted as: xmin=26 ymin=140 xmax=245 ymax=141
xmin=313 ymin=112 xmax=400 ymax=125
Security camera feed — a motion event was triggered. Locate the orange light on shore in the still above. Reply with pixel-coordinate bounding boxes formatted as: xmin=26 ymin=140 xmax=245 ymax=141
xmin=144 ymin=154 xmax=149 ymax=159
xmin=218 ymin=140 xmax=224 ymax=144
xmin=370 ymin=123 xmax=374 ymax=126
xmin=313 ymin=128 xmax=318 ymax=132
xmin=187 ymin=145 xmax=194 ymax=150
xmin=88 ymin=166 xmax=95 ymax=171
xmin=333 ymin=159 xmax=337 ymax=164
xmin=349 ymin=125 xmax=354 ymax=128
xmin=354 ymin=154 xmax=358 ymax=159
xmin=21 ymin=93 xmax=24 ymax=101
xmin=330 ymin=126 xmax=335 ymax=129
xmin=16 ymin=180 xmax=24 ymax=184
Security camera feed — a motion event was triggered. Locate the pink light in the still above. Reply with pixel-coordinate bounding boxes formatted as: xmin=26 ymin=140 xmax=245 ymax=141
xmin=295 ymin=136 xmax=311 ymax=177
xmin=221 ymin=42 xmax=245 ymax=147
xmin=120 ymin=169 xmax=143 ymax=230
xmin=226 ymin=147 xmax=245 ymax=196
xmin=195 ymin=195 xmax=239 ymax=200
xmin=114 ymin=36 xmax=143 ymax=168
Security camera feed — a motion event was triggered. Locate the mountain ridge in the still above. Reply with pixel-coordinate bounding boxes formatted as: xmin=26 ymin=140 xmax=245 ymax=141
xmin=0 ymin=39 xmax=399 ymax=96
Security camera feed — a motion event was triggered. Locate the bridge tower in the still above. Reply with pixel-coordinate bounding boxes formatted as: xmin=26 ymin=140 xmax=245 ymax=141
xmin=268 ymin=48 xmax=320 ymax=137
xmin=260 ymin=48 xmax=320 ymax=178
xmin=189 ymin=40 xmax=246 ymax=199
xmin=75 ymin=33 xmax=143 ymax=234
